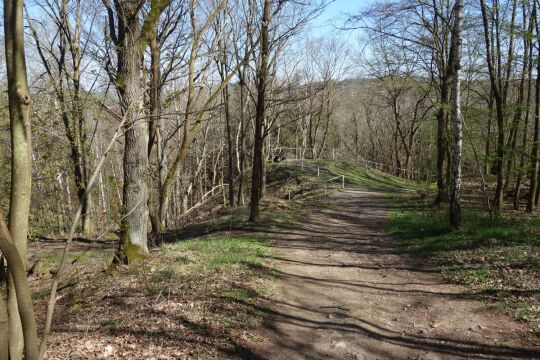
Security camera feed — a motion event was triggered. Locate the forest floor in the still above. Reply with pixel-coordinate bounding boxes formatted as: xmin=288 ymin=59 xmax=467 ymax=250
xmin=27 ymin=162 xmax=540 ymax=359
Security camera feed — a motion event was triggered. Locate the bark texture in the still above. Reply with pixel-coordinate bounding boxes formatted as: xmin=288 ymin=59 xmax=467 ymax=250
xmin=250 ymin=0 xmax=272 ymax=222
xmin=4 ymin=0 xmax=34 ymax=354
xmin=115 ymin=0 xmax=150 ymax=262
xmin=449 ymin=0 xmax=463 ymax=229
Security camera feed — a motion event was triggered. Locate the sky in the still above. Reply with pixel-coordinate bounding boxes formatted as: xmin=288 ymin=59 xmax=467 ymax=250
xmin=309 ymin=0 xmax=377 ymax=37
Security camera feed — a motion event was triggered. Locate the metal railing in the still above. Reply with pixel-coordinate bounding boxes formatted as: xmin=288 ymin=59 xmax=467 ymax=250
xmin=272 ymin=147 xmax=433 ymax=181
xmin=324 ymin=175 xmax=345 ymax=195
xmin=282 ymin=160 xmax=347 ymax=199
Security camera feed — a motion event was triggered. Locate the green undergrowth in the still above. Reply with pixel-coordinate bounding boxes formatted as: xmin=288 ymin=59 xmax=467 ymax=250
xmin=159 ymin=235 xmax=273 ymax=274
xmin=121 ymin=166 xmax=321 ymax=355
xmin=390 ymin=193 xmax=540 ymax=330
xmin=319 ymin=160 xmax=433 ymax=192
xmin=267 ymin=159 xmax=431 ymax=195
xmin=31 ymin=160 xmax=335 ymax=358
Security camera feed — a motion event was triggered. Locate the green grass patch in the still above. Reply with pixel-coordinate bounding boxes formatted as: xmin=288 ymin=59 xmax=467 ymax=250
xmin=161 ymin=235 xmax=271 ymax=273
xmin=223 ymin=287 xmax=261 ymax=301
xmin=321 ymin=160 xmax=432 ymax=192
xmin=390 ymin=205 xmax=538 ymax=258
xmin=442 ymin=267 xmax=492 ymax=287
xmin=514 ymin=303 xmax=540 ymax=322
xmin=390 ymin=192 xmax=540 ymax=329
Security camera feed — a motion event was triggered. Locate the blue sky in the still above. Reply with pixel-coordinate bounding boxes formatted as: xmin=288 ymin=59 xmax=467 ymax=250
xmin=309 ymin=0 xmax=377 ymax=37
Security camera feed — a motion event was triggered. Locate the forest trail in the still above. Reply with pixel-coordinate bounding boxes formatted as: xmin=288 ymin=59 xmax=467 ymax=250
xmin=251 ymin=188 xmax=540 ymax=360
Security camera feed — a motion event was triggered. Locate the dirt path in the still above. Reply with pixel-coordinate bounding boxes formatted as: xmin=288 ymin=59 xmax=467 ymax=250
xmin=251 ymin=189 xmax=540 ymax=360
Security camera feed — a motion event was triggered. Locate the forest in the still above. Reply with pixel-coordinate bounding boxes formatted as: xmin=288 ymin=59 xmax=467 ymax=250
xmin=0 ymin=0 xmax=539 ymax=358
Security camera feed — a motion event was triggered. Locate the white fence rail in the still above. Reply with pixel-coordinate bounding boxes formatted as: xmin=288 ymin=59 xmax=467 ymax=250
xmin=324 ymin=175 xmax=345 ymax=194
xmin=272 ymin=147 xmax=433 ymax=181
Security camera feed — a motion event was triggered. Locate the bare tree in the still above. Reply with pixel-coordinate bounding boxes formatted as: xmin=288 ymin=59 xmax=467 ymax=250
xmin=103 ymin=0 xmax=171 ymax=263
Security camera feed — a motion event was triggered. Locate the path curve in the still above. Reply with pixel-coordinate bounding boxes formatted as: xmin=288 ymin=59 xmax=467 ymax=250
xmin=251 ymin=189 xmax=540 ymax=360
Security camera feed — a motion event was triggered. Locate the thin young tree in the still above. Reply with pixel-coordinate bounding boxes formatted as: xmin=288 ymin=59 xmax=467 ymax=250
xmin=28 ymin=0 xmax=96 ymax=236
xmin=479 ymin=0 xmax=518 ymax=212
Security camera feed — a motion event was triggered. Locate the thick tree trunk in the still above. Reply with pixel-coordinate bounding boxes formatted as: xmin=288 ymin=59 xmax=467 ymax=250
xmin=4 ymin=0 xmax=34 ymax=353
xmin=250 ymin=0 xmax=272 ymax=222
xmin=115 ymin=1 xmax=149 ymax=263
xmin=449 ymin=0 xmax=463 ymax=229
xmin=0 ymin=215 xmax=38 ymax=360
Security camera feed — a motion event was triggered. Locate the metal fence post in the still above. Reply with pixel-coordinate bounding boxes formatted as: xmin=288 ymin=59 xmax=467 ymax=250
xmin=342 ymin=175 xmax=345 ymax=189
xmin=317 ymin=166 xmax=320 ymax=178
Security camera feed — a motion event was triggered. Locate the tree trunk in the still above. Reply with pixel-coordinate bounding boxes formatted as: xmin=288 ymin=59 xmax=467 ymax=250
xmin=480 ymin=0 xmax=506 ymax=212
xmin=0 ymin=257 xmax=7 ymax=360
xmin=527 ymin=52 xmax=540 ymax=212
xmin=260 ymin=140 xmax=267 ymax=199
xmin=148 ymin=19 xmax=162 ymax=233
xmin=223 ymin=74 xmax=235 ymax=207
xmin=0 ymin=215 xmax=38 ymax=360
xmin=449 ymin=0 xmax=463 ymax=229
xmin=0 ymin=298 xmax=6 ymax=360
xmin=115 ymin=0 xmax=149 ymax=263
xmin=237 ymin=72 xmax=246 ymax=206
xmin=250 ymin=0 xmax=272 ymax=222
xmin=158 ymin=8 xmax=197 ymax=229
xmin=4 ymin=0 xmax=34 ymax=353
xmin=485 ymin=93 xmax=493 ymax=175
xmin=514 ymin=32 xmax=533 ymax=209
xmin=435 ymin=76 xmax=449 ymax=204
xmin=513 ymin=2 xmax=534 ymax=208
